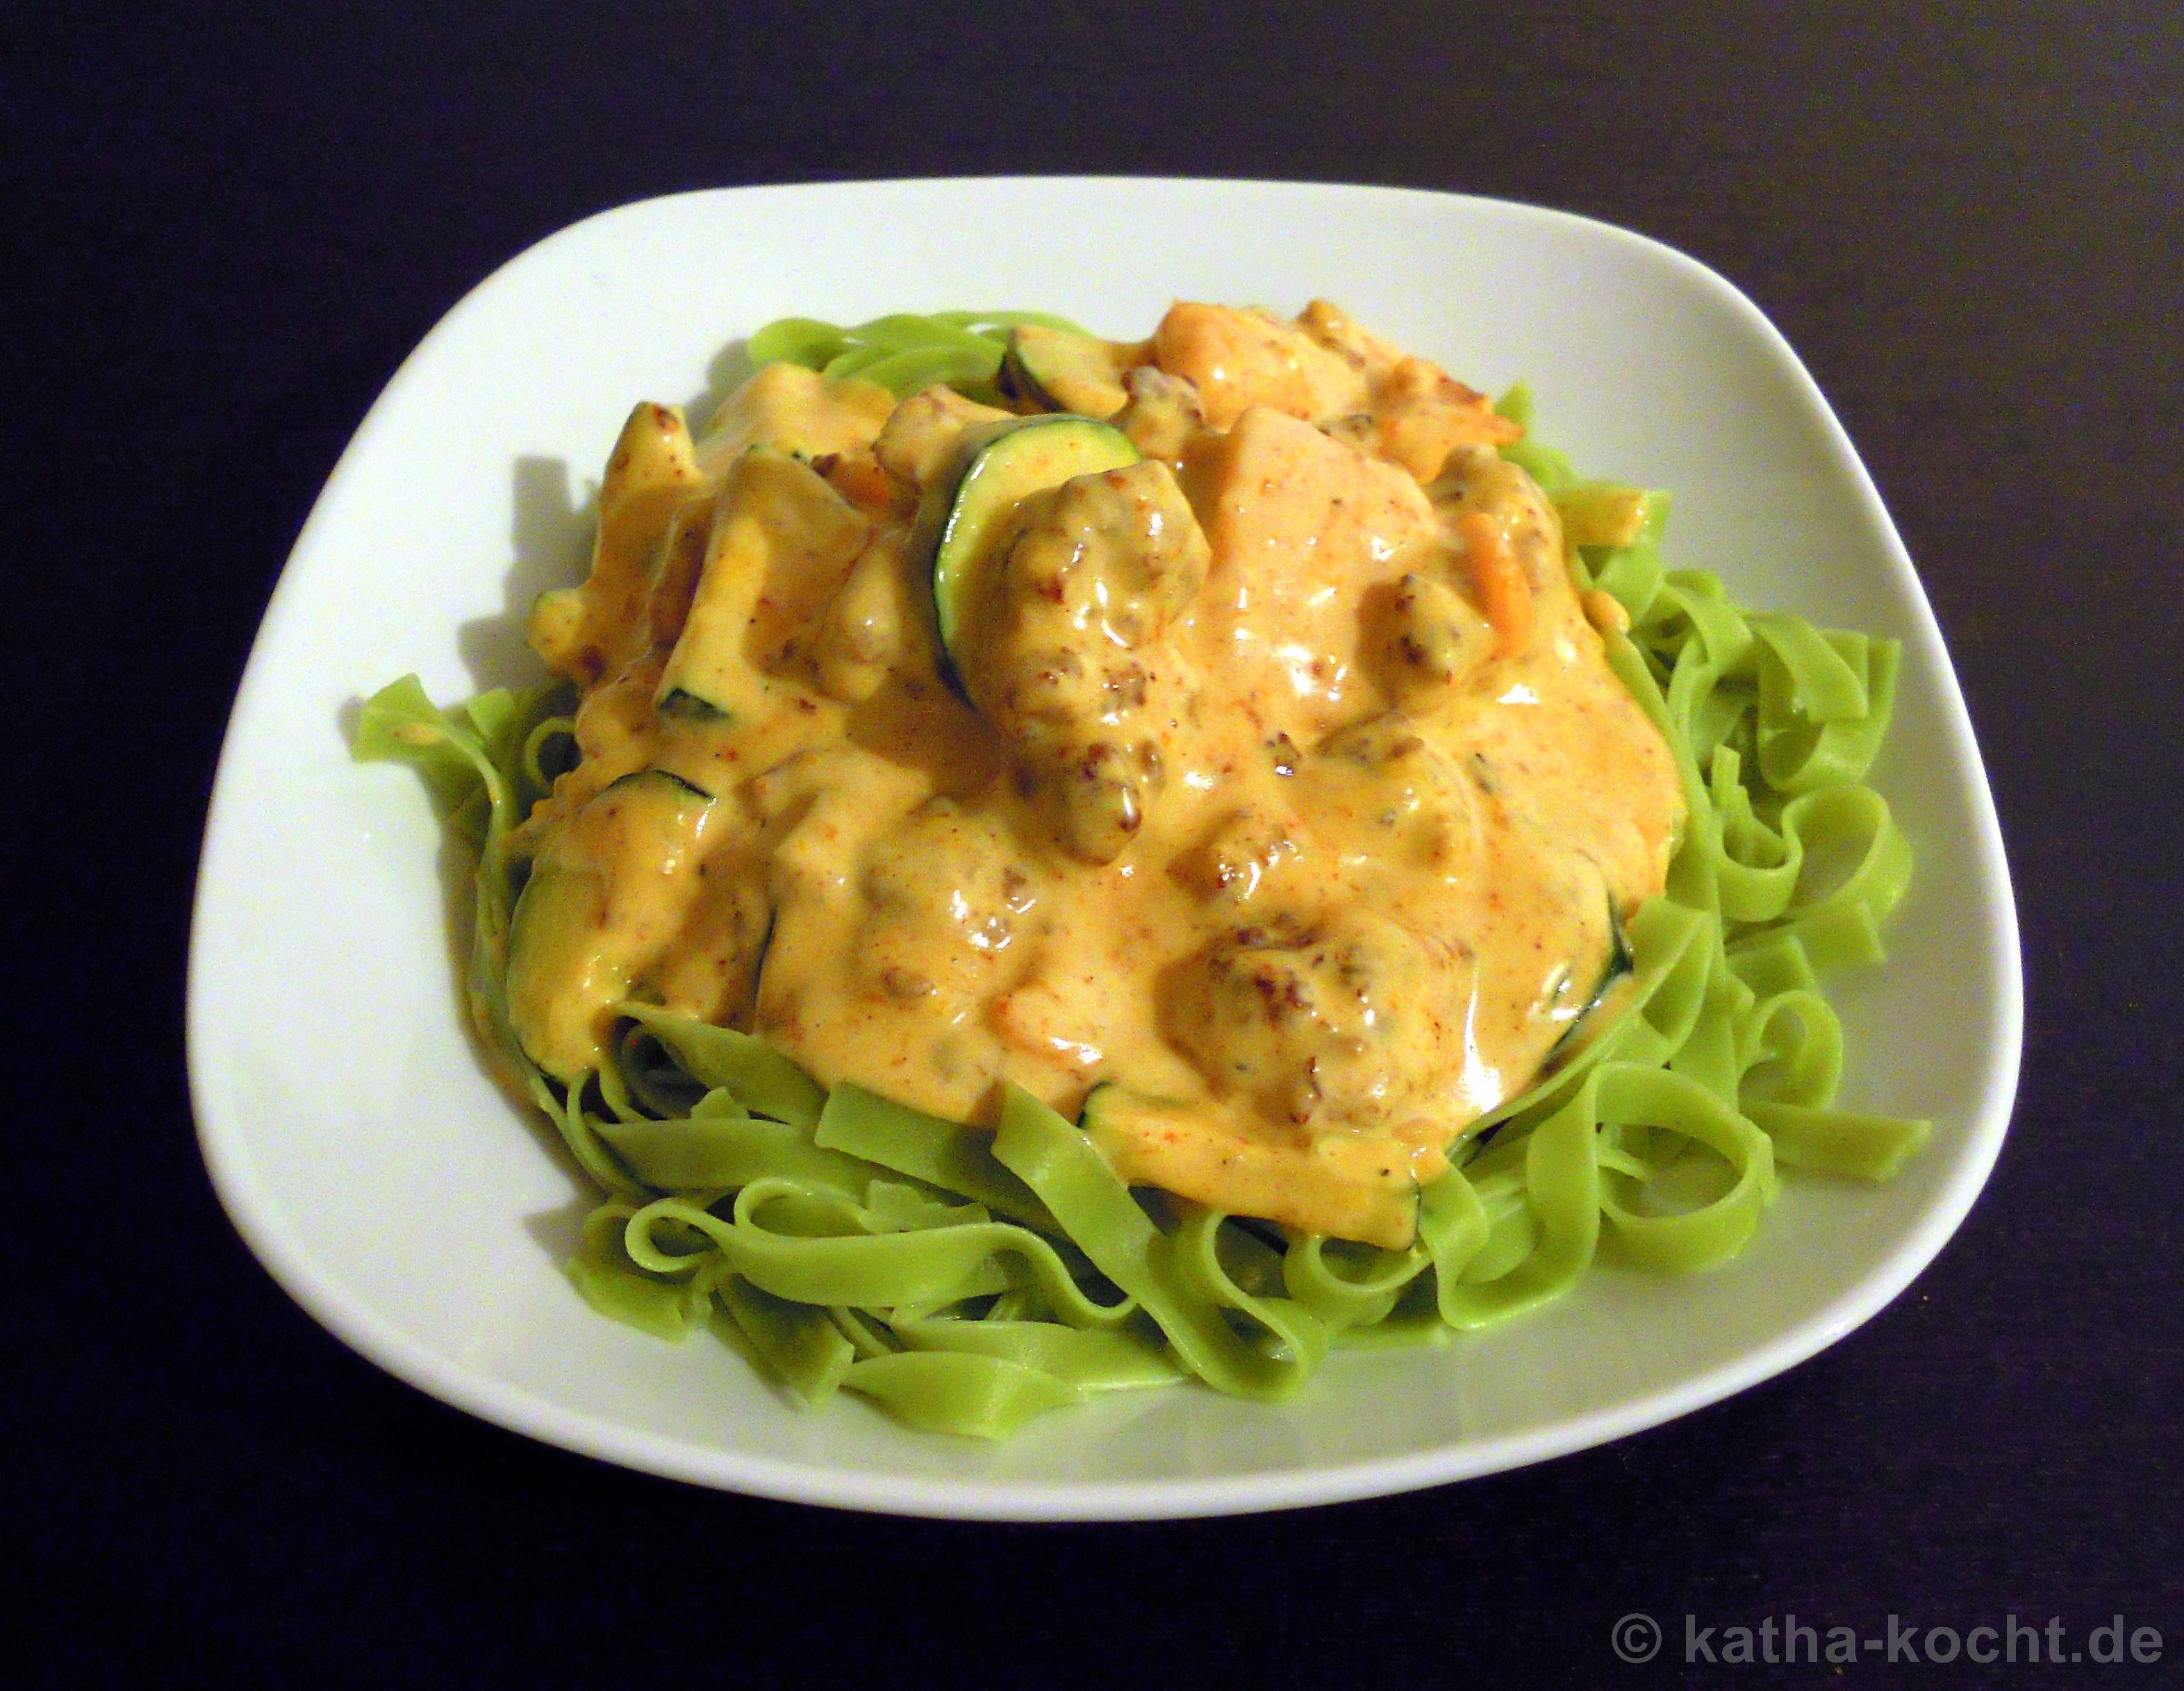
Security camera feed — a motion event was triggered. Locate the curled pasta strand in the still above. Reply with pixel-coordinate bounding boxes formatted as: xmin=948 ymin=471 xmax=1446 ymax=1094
xmin=1735 ymin=989 xmax=1846 ymax=1110
xmin=1757 ymin=633 xmax=1901 ymax=794
xmin=1281 ymin=1232 xmax=1433 ymax=1333
xmin=993 ymin=1086 xmax=1326 ymax=1399
xmin=1168 ymin=1206 xmax=1330 ymax=1385
xmin=1592 ymin=1064 xmax=1776 ymax=1273
xmin=839 ymin=1351 xmax=1084 ymax=1440
xmin=1436 ymin=1089 xmax=1600 ymax=1328
xmin=518 ymin=713 xmax=577 ymax=801
xmin=1744 ymin=1102 xmax=1930 ymax=1181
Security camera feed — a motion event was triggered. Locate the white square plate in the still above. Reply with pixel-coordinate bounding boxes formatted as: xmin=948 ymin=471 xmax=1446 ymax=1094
xmin=188 ymin=178 xmax=2021 ymax=1518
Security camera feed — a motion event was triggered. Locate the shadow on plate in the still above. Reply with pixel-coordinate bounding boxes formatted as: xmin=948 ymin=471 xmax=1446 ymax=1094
xmin=458 ymin=455 xmax=595 ymax=694
xmin=456 ymin=331 xmax=763 ymax=695
xmin=681 ymin=336 xmax=760 ymax=442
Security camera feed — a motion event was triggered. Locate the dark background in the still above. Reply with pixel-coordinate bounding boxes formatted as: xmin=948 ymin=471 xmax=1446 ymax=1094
xmin=10 ymin=2 xmax=2180 ymax=1685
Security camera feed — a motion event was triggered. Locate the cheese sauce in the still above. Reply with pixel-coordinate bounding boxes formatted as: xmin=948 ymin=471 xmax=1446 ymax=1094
xmin=511 ymin=303 xmax=1684 ymax=1247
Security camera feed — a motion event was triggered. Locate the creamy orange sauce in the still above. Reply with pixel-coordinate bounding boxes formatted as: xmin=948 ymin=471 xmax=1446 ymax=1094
xmin=511 ymin=301 xmax=1683 ymax=1247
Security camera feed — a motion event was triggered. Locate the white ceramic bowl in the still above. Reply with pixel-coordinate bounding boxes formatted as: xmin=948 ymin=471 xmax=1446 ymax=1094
xmin=188 ymin=178 xmax=2021 ymax=1519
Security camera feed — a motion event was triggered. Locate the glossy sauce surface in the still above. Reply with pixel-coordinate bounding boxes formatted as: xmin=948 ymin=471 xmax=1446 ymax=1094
xmin=513 ymin=303 xmax=1683 ymax=1246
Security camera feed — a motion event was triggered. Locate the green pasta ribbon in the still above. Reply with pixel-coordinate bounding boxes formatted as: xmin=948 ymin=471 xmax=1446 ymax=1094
xmin=748 ymin=309 xmax=1090 ymax=404
xmin=354 ymin=345 xmax=1930 ymax=1438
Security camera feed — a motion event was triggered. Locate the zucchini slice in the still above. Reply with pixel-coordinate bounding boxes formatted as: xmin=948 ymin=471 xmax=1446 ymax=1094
xmin=656 ymin=447 xmax=869 ymax=719
xmin=921 ymin=415 xmax=1140 ymax=686
xmin=1079 ymin=1083 xmax=1422 ymax=1250
xmin=1545 ymin=897 xmax=1636 ymax=1066
xmin=997 ymin=326 xmax=1143 ymax=419
xmin=506 ymin=769 xmax=715 ymax=1081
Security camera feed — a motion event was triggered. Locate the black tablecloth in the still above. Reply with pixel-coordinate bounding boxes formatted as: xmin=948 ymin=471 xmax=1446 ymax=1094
xmin=15 ymin=4 xmax=2180 ymax=1685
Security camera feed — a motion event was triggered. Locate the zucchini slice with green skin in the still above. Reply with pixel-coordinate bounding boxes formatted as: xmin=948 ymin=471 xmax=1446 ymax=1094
xmin=922 ymin=414 xmax=1141 ymax=689
xmin=1079 ymin=1083 xmax=1422 ymax=1249
xmin=1545 ymin=897 xmax=1635 ymax=1067
xmin=506 ymin=769 xmax=715 ymax=1081
xmin=997 ymin=326 xmax=1141 ymax=418
xmin=656 ymin=447 xmax=868 ymax=722
xmin=658 ymin=686 xmax=731 ymax=722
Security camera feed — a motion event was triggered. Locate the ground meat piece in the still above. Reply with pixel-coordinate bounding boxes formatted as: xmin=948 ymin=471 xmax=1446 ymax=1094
xmin=1165 ymin=908 xmax=1463 ymax=1131
xmin=856 ymin=798 xmax=1023 ymax=1003
xmin=956 ymin=460 xmax=1210 ymax=863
